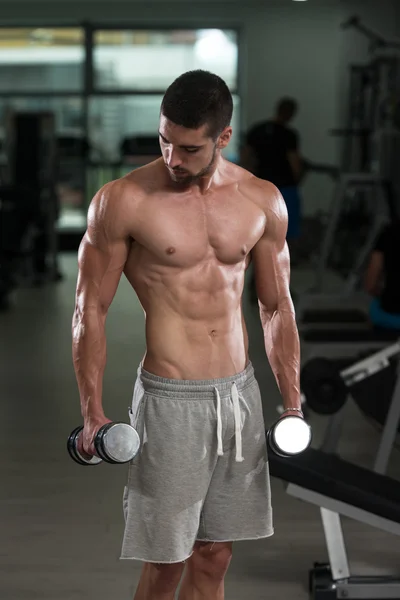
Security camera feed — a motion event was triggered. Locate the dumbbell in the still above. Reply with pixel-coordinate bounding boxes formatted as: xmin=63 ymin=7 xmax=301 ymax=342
xmin=267 ymin=414 xmax=312 ymax=458
xmin=67 ymin=422 xmax=141 ymax=466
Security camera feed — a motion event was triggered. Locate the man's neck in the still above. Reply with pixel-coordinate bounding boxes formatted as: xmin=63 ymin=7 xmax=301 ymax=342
xmin=193 ymin=153 xmax=224 ymax=195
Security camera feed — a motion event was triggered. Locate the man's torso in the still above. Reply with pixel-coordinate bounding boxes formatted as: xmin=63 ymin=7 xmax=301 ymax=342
xmin=118 ymin=158 xmax=268 ymax=379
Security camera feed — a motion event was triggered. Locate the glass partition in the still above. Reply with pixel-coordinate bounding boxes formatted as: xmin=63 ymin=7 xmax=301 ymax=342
xmin=88 ymin=94 xmax=241 ymax=163
xmin=0 ymin=28 xmax=84 ymax=93
xmin=0 ymin=25 xmax=240 ymax=234
xmin=93 ymin=29 xmax=238 ymax=91
xmin=0 ymin=96 xmax=86 ymax=232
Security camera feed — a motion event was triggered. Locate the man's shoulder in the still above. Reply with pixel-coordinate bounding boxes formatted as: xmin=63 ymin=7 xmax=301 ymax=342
xmin=87 ymin=174 xmax=148 ymax=240
xmin=239 ymin=175 xmax=286 ymax=219
xmin=90 ymin=178 xmax=139 ymax=218
xmin=238 ymin=173 xmax=279 ymax=201
xmin=91 ymin=159 xmax=164 ymax=213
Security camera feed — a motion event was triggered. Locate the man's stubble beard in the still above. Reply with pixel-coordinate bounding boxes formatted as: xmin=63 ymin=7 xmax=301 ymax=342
xmin=170 ymin=145 xmax=218 ymax=186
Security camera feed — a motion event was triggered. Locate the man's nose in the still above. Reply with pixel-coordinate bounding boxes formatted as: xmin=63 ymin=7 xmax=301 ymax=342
xmin=166 ymin=147 xmax=182 ymax=169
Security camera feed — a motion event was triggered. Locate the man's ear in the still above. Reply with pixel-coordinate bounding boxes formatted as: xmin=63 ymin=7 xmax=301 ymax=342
xmin=217 ymin=127 xmax=233 ymax=149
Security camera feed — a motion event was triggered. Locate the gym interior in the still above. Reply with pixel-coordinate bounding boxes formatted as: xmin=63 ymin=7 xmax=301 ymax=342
xmin=2 ymin=0 xmax=400 ymax=598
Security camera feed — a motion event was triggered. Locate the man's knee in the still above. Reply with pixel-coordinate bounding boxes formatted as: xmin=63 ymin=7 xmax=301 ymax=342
xmin=144 ymin=561 xmax=185 ymax=593
xmin=190 ymin=542 xmax=233 ymax=580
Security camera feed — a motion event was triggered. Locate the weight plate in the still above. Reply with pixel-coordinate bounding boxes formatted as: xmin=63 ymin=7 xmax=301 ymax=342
xmin=103 ymin=423 xmax=141 ymax=463
xmin=268 ymin=416 xmax=312 ymax=457
xmin=301 ymin=358 xmax=348 ymax=415
xmin=67 ymin=426 xmax=102 ymax=466
xmin=94 ymin=424 xmax=119 ymax=464
xmin=67 ymin=426 xmax=86 ymax=465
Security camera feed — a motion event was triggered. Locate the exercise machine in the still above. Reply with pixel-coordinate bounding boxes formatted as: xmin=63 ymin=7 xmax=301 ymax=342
xmin=301 ymin=323 xmax=399 ymax=361
xmin=0 ymin=110 xmax=61 ymax=309
xmin=297 ymin=174 xmax=392 ymax=327
xmin=313 ymin=174 xmax=390 ymax=296
xmin=301 ymin=340 xmax=400 ymax=421
xmin=269 ymin=340 xmax=400 ymax=598
xmin=298 ymin=17 xmax=400 ymax=327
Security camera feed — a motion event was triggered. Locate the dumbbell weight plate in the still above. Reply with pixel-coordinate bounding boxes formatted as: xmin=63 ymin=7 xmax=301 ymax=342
xmin=268 ymin=416 xmax=312 ymax=458
xmin=94 ymin=422 xmax=141 ymax=464
xmin=92 ymin=424 xmax=115 ymax=463
xmin=67 ymin=426 xmax=102 ymax=466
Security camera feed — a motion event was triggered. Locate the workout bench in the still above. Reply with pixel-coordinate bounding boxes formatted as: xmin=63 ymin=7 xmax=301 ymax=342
xmin=269 ymin=340 xmax=400 ymax=599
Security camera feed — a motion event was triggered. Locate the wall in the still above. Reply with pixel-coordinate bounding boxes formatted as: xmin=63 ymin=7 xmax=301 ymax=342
xmin=244 ymin=3 xmax=340 ymax=216
xmin=0 ymin=0 xmax=398 ymax=215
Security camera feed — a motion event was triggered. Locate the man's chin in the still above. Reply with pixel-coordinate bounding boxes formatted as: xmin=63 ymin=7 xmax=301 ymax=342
xmin=169 ymin=171 xmax=193 ymax=184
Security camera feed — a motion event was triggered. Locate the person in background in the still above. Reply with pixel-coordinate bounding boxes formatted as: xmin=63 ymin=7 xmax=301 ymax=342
xmin=241 ymin=98 xmax=304 ymax=301
xmin=364 ymin=220 xmax=400 ymax=329
xmin=241 ymin=98 xmax=304 ymax=242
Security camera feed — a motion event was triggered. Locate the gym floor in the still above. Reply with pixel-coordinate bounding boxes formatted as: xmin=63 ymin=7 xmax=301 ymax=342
xmin=1 ymin=255 xmax=399 ymax=600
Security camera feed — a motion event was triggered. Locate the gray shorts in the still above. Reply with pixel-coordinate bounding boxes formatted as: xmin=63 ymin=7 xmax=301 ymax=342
xmin=120 ymin=361 xmax=274 ymax=564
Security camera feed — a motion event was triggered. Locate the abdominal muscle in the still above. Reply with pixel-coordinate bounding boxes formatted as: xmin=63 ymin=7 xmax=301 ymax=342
xmin=131 ymin=264 xmax=250 ymax=380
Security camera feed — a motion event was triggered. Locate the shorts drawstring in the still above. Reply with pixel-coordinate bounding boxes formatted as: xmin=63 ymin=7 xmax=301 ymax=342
xmin=231 ymin=383 xmax=244 ymax=462
xmin=215 ymin=387 xmax=224 ymax=457
xmin=214 ymin=383 xmax=244 ymax=463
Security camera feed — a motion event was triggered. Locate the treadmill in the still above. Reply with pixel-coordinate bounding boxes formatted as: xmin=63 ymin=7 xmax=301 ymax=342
xmin=268 ymin=340 xmax=400 ymax=599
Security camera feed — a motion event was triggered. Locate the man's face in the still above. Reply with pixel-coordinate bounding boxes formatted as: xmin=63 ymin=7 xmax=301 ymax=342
xmin=159 ymin=114 xmax=220 ymax=185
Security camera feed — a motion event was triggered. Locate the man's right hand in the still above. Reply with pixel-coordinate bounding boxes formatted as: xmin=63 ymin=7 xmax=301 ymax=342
xmin=78 ymin=415 xmax=113 ymax=459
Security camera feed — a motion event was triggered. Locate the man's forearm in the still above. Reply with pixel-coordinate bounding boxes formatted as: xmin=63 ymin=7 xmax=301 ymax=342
xmin=260 ymin=301 xmax=302 ymax=410
xmin=72 ymin=307 xmax=107 ymax=420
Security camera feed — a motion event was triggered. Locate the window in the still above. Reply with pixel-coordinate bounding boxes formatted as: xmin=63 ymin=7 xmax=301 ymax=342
xmin=0 ymin=28 xmax=84 ymax=93
xmin=0 ymin=25 xmax=241 ymax=234
xmin=88 ymin=94 xmax=241 ymax=163
xmin=93 ymin=29 xmax=238 ymax=91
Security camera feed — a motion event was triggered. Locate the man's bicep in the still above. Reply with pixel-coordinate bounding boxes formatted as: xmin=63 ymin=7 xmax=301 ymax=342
xmin=76 ymin=190 xmax=131 ymax=313
xmin=252 ymin=237 xmax=290 ymax=309
xmin=251 ymin=188 xmax=290 ymax=309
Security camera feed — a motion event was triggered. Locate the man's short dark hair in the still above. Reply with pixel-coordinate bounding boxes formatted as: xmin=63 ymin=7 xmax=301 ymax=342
xmin=161 ymin=70 xmax=233 ymax=140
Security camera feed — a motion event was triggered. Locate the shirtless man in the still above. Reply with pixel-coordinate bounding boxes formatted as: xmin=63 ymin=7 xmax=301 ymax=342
xmin=72 ymin=70 xmax=302 ymax=600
